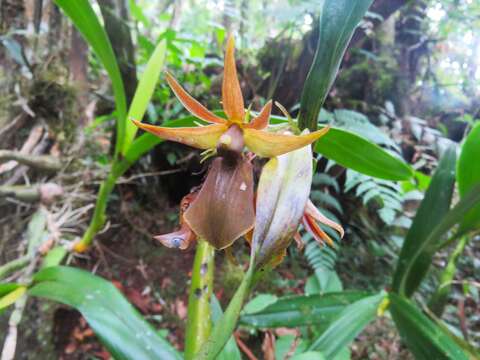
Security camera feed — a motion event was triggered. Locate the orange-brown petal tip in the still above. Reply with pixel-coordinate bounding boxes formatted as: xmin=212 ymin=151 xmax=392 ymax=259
xmin=305 ymin=199 xmax=344 ymax=239
xmin=165 ymin=72 xmax=226 ymax=124
xmin=154 ymin=225 xmax=195 ymax=250
xmin=131 ymin=119 xmax=227 ymax=150
xmin=246 ymin=100 xmax=272 ymax=130
xmin=243 ymin=126 xmax=330 ymax=158
xmin=222 ymin=34 xmax=245 ymax=122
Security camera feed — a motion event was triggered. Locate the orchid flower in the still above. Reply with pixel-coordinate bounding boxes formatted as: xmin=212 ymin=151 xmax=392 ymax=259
xmin=132 ymin=35 xmax=330 ymax=251
xmin=132 ymin=35 xmax=329 ymax=159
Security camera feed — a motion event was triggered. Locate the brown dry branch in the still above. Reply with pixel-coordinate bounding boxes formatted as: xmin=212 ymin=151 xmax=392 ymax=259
xmin=0 ymin=183 xmax=63 ymax=203
xmin=0 ymin=150 xmax=62 ymax=172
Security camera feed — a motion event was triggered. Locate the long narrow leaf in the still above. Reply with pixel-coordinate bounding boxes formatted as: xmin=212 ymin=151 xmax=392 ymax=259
xmin=392 ymin=146 xmax=457 ymax=296
xmin=54 ymin=0 xmax=127 ymax=155
xmin=211 ymin=296 xmax=242 ymax=360
xmin=457 ymin=123 xmax=480 ymax=233
xmin=123 ymin=40 xmax=167 ymax=154
xmin=29 ymin=266 xmax=181 ymax=360
xmin=314 ymin=126 xmax=412 ymax=180
xmin=389 ymin=294 xmax=468 ymax=360
xmin=308 ymin=292 xmax=385 ymax=358
xmin=298 ymin=0 xmax=374 ymax=130
xmin=240 ymin=291 xmax=371 ymax=328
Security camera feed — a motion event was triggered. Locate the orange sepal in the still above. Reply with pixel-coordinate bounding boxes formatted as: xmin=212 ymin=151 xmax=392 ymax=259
xmin=303 ymin=214 xmax=334 ymax=247
xmin=132 ymin=120 xmax=227 ymax=150
xmin=246 ymin=100 xmax=272 ymax=130
xmin=305 ymin=199 xmax=344 ymax=238
xmin=243 ymin=127 xmax=330 ymax=158
xmin=222 ymin=35 xmax=244 ymax=122
xmin=165 ymin=72 xmax=226 ymax=124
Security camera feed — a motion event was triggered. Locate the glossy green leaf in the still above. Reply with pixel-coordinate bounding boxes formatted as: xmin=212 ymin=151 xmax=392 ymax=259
xmin=457 ymin=123 xmax=480 ymax=233
xmin=389 ymin=294 xmax=468 ymax=360
xmin=0 ymin=283 xmax=21 ymax=297
xmin=54 ymin=0 xmax=127 ymax=155
xmin=123 ymin=40 xmax=167 ymax=154
xmin=298 ymin=0 xmax=374 ymax=130
xmin=392 ymin=146 xmax=457 ymax=297
xmin=290 ymin=351 xmax=327 ymax=360
xmin=0 ymin=285 xmax=26 ymax=310
xmin=240 ymin=291 xmax=372 ymax=328
xmin=314 ymin=126 xmax=412 ymax=180
xmin=41 ymin=246 xmax=67 ymax=269
xmin=308 ymin=292 xmax=385 ymax=358
xmin=211 ymin=296 xmax=242 ymax=360
xmin=29 ymin=266 xmax=181 ymax=360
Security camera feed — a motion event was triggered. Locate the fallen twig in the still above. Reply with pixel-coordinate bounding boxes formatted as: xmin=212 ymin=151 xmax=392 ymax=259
xmin=0 ymin=183 xmax=63 ymax=203
xmin=0 ymin=125 xmax=43 ymax=174
xmin=1 ymin=293 xmax=27 ymax=360
xmin=0 ymin=255 xmax=29 ymax=280
xmin=0 ymin=150 xmax=62 ymax=172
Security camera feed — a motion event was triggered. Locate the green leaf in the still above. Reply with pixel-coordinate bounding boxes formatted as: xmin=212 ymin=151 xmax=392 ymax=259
xmin=211 ymin=296 xmax=242 ymax=360
xmin=242 ymin=294 xmax=278 ymax=314
xmin=305 ymin=270 xmax=343 ymax=295
xmin=314 ymin=126 xmax=412 ymax=180
xmin=0 ymin=285 xmax=26 ymax=310
xmin=389 ymin=293 xmax=469 ymax=360
xmin=457 ymin=123 xmax=480 ymax=233
xmin=0 ymin=283 xmax=21 ymax=297
xmin=29 ymin=266 xmax=181 ymax=360
xmin=298 ymin=0 xmax=374 ymax=130
xmin=54 ymin=0 xmax=127 ymax=155
xmin=308 ymin=292 xmax=385 ymax=358
xmin=123 ymin=40 xmax=167 ymax=154
xmin=291 ymin=352 xmax=327 ymax=360
xmin=41 ymin=246 xmax=67 ymax=268
xmin=239 ymin=291 xmax=372 ymax=328
xmin=392 ymin=146 xmax=457 ymax=297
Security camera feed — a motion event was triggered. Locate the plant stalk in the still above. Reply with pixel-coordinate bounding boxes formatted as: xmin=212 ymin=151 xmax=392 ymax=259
xmin=185 ymin=240 xmax=215 ymax=360
xmin=428 ymin=235 xmax=469 ymax=317
xmin=74 ymin=158 xmax=130 ymax=251
xmin=194 ymin=266 xmax=254 ymax=360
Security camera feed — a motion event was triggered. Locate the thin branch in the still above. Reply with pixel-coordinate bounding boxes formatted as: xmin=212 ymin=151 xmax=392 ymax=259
xmin=0 ymin=150 xmax=62 ymax=171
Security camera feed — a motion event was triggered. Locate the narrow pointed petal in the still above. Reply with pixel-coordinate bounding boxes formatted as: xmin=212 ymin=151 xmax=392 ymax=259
xmin=184 ymin=157 xmax=255 ymax=249
xmin=166 ymin=72 xmax=227 ymax=124
xmin=132 ymin=120 xmax=227 ymax=150
xmin=243 ymin=127 xmax=330 ymax=158
xmin=246 ymin=101 xmax=272 ymax=130
xmin=154 ymin=224 xmax=196 ymax=250
xmin=293 ymin=233 xmax=304 ymax=250
xmin=222 ymin=35 xmax=244 ymax=121
xmin=305 ymin=199 xmax=344 ymax=238
xmin=303 ymin=214 xmax=334 ymax=247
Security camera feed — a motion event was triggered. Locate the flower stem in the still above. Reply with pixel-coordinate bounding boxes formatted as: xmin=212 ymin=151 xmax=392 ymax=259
xmin=185 ymin=240 xmax=215 ymax=359
xmin=428 ymin=235 xmax=469 ymax=316
xmin=194 ymin=266 xmax=254 ymax=360
xmin=74 ymin=158 xmax=130 ymax=252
